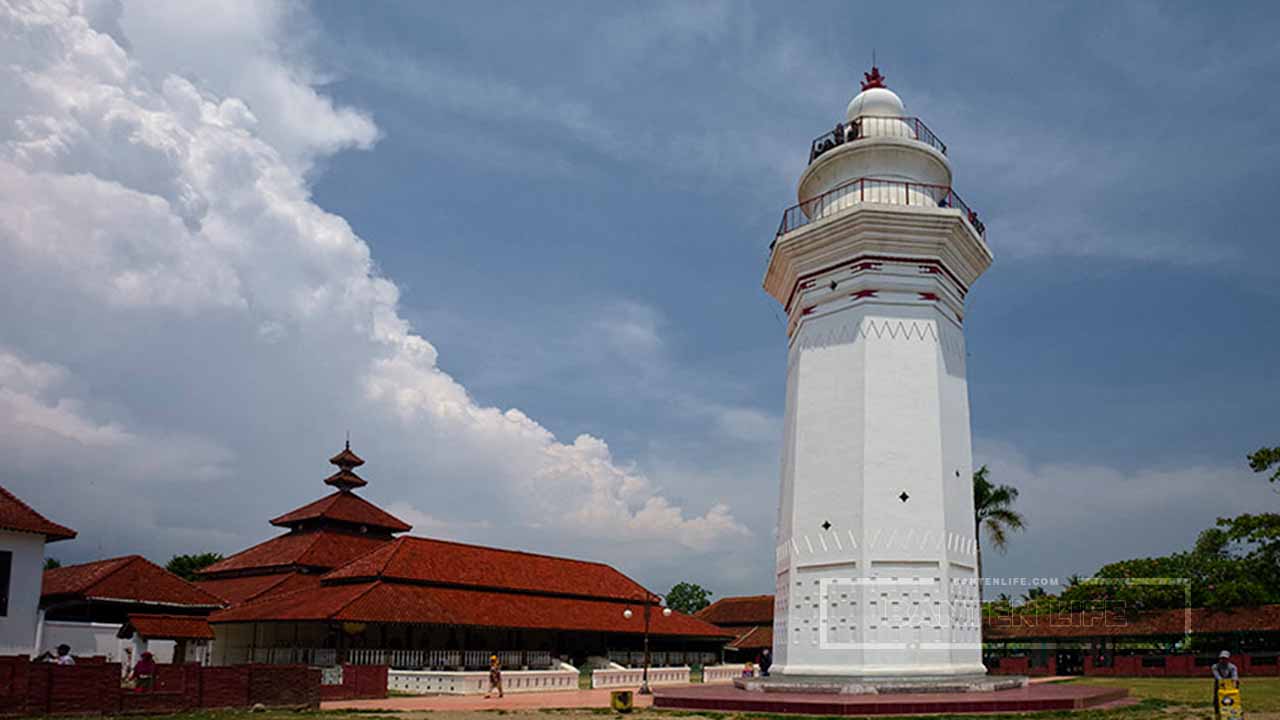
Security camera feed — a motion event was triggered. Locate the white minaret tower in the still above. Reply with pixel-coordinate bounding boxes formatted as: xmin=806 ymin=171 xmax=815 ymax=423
xmin=765 ymin=67 xmax=992 ymax=680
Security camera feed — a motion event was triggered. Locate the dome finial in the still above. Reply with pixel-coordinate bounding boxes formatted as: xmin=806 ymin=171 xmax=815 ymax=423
xmin=861 ymin=64 xmax=887 ymax=91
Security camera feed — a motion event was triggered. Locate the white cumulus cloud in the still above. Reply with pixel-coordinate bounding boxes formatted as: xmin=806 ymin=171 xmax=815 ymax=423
xmin=0 ymin=0 xmax=746 ymax=566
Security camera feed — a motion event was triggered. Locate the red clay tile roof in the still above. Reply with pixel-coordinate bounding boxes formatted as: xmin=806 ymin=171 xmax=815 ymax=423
xmin=211 ymin=581 xmax=731 ymax=638
xmin=322 ymin=536 xmax=656 ymax=602
xmin=329 ymin=446 xmax=365 ymax=468
xmin=324 ymin=469 xmax=367 ymax=490
xmin=120 ymin=614 xmax=215 ymax=640
xmin=269 ymin=491 xmax=410 ymax=532
xmin=0 ymin=485 xmax=76 ymax=541
xmin=983 ymin=605 xmax=1280 ymax=640
xmin=696 ymin=594 xmax=774 ymax=626
xmin=726 ymin=625 xmax=773 ymax=650
xmin=42 ymin=556 xmax=223 ymax=607
xmin=200 ymin=530 xmax=390 ymax=576
xmin=195 ymin=571 xmax=322 ymax=605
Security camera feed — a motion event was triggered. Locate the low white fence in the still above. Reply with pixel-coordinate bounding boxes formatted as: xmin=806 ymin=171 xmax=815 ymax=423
xmin=701 ymin=664 xmax=746 ymax=684
xmin=591 ymin=664 xmax=690 ymax=688
xmin=389 ymin=666 xmax=580 ymax=695
xmin=335 ymin=648 xmax=553 ymax=670
xmin=606 ymin=650 xmax=717 ymax=667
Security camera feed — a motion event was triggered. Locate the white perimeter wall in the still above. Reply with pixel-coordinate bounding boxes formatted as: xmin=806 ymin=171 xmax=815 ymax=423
xmin=40 ymin=621 xmax=174 ymax=664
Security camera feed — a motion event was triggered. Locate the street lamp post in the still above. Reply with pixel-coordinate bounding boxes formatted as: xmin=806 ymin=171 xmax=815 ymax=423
xmin=623 ymin=594 xmax=672 ymax=695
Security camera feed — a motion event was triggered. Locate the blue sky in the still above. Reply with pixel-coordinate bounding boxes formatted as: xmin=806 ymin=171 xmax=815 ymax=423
xmin=1 ymin=0 xmax=1277 ymax=600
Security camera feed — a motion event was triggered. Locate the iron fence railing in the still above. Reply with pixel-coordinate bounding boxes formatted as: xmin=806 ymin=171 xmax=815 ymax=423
xmin=809 ymin=115 xmax=946 ymax=163
xmin=775 ymin=176 xmax=985 ymax=240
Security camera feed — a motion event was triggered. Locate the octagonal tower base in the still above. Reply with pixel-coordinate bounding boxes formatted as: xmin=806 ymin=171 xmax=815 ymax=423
xmin=734 ymin=673 xmax=1027 ymax=695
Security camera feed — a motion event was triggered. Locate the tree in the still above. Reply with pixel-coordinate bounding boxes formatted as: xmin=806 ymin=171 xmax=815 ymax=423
xmin=1248 ymin=446 xmax=1280 ymax=486
xmin=43 ymin=558 xmax=61 ymax=570
xmin=666 ymin=582 xmax=713 ymax=615
xmin=973 ymin=465 xmax=1026 ymax=580
xmin=165 ymin=552 xmax=224 ymax=581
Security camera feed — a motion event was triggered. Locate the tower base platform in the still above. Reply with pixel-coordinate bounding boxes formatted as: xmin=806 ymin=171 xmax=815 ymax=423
xmin=653 ymin=681 xmax=1129 ymax=716
xmin=734 ymin=673 xmax=1027 ymax=695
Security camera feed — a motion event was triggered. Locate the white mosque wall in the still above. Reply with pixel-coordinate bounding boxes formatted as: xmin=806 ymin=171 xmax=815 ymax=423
xmin=0 ymin=530 xmax=44 ymax=655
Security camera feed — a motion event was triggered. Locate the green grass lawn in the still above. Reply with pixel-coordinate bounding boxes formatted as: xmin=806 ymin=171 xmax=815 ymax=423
xmin=1070 ymin=676 xmax=1280 ymax=712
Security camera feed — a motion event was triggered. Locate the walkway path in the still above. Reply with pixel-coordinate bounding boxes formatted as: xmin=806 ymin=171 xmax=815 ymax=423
xmin=323 ymin=687 xmax=654 ymax=712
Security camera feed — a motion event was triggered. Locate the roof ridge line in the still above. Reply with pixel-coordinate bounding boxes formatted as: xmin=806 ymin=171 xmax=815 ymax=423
xmin=131 ymin=555 xmax=227 ymax=606
xmin=397 ymin=534 xmax=645 ymax=574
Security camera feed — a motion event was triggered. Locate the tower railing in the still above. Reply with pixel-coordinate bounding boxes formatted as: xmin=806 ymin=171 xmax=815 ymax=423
xmin=775 ymin=176 xmax=985 ymax=241
xmin=809 ymin=115 xmax=947 ymax=163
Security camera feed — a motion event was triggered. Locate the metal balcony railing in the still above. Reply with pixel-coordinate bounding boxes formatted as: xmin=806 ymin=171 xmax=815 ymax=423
xmin=809 ymin=115 xmax=946 ymax=163
xmin=775 ymin=176 xmax=985 ymax=240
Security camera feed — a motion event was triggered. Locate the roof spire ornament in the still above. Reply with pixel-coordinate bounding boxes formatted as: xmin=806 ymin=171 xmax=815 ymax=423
xmin=861 ymin=65 xmax=887 ymax=91
xmin=326 ymin=440 xmax=368 ymax=491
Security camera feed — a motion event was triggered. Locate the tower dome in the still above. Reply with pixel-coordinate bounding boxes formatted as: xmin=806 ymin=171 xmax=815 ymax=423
xmin=845 ymin=67 xmax=905 ymax=122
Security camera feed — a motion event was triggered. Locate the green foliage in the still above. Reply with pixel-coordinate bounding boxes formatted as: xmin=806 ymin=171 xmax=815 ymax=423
xmin=43 ymin=557 xmax=61 ymax=570
xmin=1248 ymin=446 xmax=1280 ymax=484
xmin=1053 ymin=513 xmax=1280 ymax=612
xmin=666 ymin=581 xmax=713 ymax=615
xmin=973 ymin=465 xmax=1025 ymax=578
xmin=165 ymin=552 xmax=224 ymax=581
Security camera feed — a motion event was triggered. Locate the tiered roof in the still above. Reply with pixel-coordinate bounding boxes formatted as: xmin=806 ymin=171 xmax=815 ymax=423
xmin=325 ymin=443 xmax=368 ymax=490
xmin=42 ymin=555 xmax=223 ymax=608
xmin=212 ymin=536 xmax=728 ymax=638
xmin=197 ymin=443 xmax=408 ymax=586
xmin=202 ymin=444 xmax=727 ymax=639
xmin=0 ymin=485 xmax=76 ymax=541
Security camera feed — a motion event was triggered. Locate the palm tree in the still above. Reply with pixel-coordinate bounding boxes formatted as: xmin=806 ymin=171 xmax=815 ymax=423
xmin=973 ymin=465 xmax=1026 ymax=580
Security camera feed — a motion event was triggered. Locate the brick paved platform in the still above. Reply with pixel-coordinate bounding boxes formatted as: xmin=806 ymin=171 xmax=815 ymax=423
xmin=653 ymin=682 xmax=1129 ymax=715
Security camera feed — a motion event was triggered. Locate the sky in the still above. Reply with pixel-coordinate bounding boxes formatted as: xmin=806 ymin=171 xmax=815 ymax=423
xmin=1 ymin=0 xmax=1277 ymax=601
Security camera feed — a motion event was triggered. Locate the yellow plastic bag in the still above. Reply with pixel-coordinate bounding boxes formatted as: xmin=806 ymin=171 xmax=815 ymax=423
xmin=1217 ymin=680 xmax=1243 ymax=720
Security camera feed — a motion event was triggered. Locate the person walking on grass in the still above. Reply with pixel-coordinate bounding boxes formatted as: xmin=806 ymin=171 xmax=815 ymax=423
xmin=485 ymin=654 xmax=504 ymax=698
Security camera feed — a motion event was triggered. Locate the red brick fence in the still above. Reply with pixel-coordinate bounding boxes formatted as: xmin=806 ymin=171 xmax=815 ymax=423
xmin=987 ymin=653 xmax=1280 ymax=678
xmin=0 ymin=656 xmax=387 ymax=716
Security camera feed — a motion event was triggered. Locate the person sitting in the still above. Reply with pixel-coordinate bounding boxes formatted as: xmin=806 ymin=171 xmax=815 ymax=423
xmin=131 ymin=651 xmax=157 ymax=691
xmin=742 ymin=660 xmax=755 ymax=677
xmin=53 ymin=640 xmax=75 ymax=666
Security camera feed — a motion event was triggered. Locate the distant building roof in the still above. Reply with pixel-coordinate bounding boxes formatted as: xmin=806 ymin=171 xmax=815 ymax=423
xmin=199 ymin=530 xmax=389 ymax=577
xmin=269 ymin=491 xmax=410 ymax=533
xmin=696 ymin=594 xmax=774 ymax=626
xmin=119 ymin=614 xmax=215 ymax=641
xmin=0 ymin=485 xmax=76 ymax=542
xmin=195 ymin=571 xmax=322 ymax=605
xmin=42 ymin=556 xmax=223 ymax=608
xmin=211 ymin=581 xmax=731 ymax=638
xmin=984 ymin=605 xmax=1280 ymax=640
xmin=323 ymin=535 xmax=656 ymax=602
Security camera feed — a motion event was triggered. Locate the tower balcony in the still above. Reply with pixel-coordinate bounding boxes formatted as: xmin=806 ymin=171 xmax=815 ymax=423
xmin=809 ymin=116 xmax=946 ymax=164
xmin=774 ymin=176 xmax=986 ymax=244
